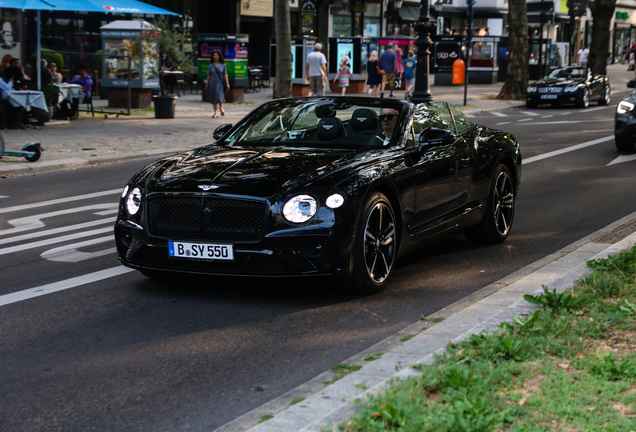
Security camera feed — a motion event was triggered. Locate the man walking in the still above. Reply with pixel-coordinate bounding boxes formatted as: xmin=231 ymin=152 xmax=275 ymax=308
xmin=379 ymin=43 xmax=398 ymax=98
xmin=401 ymin=50 xmax=416 ymax=100
xmin=306 ymin=43 xmax=327 ymax=96
xmin=577 ymin=44 xmax=589 ymax=67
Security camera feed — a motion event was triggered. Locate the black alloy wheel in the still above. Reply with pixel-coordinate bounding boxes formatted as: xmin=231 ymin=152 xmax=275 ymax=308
xmin=599 ymin=86 xmax=611 ymax=105
xmin=465 ymin=164 xmax=515 ymax=244
xmin=576 ymin=88 xmax=590 ymax=108
xmin=350 ymin=192 xmax=397 ymax=294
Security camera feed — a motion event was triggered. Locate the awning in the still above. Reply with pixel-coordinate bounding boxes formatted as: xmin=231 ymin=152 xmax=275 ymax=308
xmin=0 ymin=0 xmax=178 ymax=15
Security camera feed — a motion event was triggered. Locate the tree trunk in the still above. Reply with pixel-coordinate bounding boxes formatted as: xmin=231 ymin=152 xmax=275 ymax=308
xmin=588 ymin=0 xmax=616 ymax=75
xmin=496 ymin=0 xmax=529 ymax=100
xmin=274 ymin=0 xmax=292 ymax=99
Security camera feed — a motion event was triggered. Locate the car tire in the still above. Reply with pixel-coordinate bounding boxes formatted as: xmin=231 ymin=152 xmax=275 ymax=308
xmin=615 ymin=137 xmax=636 ymax=152
xmin=349 ymin=192 xmax=397 ymax=294
xmin=465 ymin=164 xmax=515 ymax=244
xmin=526 ymin=101 xmax=538 ymax=109
xmin=576 ymin=88 xmax=590 ymax=108
xmin=599 ymin=86 xmax=611 ymax=105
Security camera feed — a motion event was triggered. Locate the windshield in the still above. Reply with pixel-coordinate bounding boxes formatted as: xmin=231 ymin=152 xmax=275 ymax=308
xmin=547 ymin=67 xmax=587 ymax=80
xmin=222 ymin=99 xmax=405 ymax=149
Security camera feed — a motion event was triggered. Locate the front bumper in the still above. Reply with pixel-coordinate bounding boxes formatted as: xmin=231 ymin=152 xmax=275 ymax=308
xmin=115 ymin=218 xmax=349 ymax=278
xmin=527 ymin=92 xmax=578 ymax=105
xmin=615 ymin=112 xmax=636 ymax=142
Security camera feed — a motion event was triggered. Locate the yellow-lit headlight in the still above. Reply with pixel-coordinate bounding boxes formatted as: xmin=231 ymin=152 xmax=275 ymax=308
xmin=617 ymin=101 xmax=635 ymax=114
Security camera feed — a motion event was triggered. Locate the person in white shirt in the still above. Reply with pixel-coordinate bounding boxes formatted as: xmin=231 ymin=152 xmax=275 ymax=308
xmin=306 ymin=43 xmax=327 ymax=96
xmin=0 ymin=75 xmax=13 ymax=100
xmin=577 ymin=45 xmax=589 ymax=67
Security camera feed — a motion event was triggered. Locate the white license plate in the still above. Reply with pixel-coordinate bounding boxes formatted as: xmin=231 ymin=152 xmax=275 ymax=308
xmin=540 ymin=95 xmax=558 ymax=99
xmin=168 ymin=241 xmax=234 ymax=260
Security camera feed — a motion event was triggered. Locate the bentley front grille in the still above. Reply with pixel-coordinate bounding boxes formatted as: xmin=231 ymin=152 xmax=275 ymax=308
xmin=147 ymin=196 xmax=268 ymax=242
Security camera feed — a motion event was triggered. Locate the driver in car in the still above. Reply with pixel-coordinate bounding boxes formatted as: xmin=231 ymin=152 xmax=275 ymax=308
xmin=380 ymin=108 xmax=399 ymax=141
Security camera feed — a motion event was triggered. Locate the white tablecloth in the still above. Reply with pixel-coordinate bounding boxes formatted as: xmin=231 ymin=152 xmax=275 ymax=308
xmin=8 ymin=90 xmax=48 ymax=111
xmin=55 ymin=84 xmax=84 ymax=104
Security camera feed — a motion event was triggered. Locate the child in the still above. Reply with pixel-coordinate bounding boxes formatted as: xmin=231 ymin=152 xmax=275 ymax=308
xmin=333 ymin=58 xmax=354 ymax=96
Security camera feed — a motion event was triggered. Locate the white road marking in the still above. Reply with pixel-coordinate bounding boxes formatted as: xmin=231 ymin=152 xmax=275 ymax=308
xmin=41 ymin=237 xmax=115 ymax=262
xmin=0 ymin=217 xmax=116 ymax=246
xmin=0 ymin=189 xmax=121 ymax=215
xmin=524 ymin=135 xmax=614 ymax=164
xmin=585 ymin=106 xmax=609 ymax=112
xmin=0 ymin=266 xmax=135 ymax=307
xmin=519 ymin=111 xmax=540 ymax=116
xmin=608 ymin=154 xmax=636 ymax=166
xmin=496 ymin=122 xmax=511 ymax=125
xmin=0 ymin=196 xmax=8 ymax=199
xmin=518 ymin=118 xmax=533 ymax=122
xmin=0 ymin=226 xmax=113 ymax=256
xmin=517 ymin=119 xmax=612 ymax=126
xmin=540 ymin=115 xmax=553 ymax=119
xmin=490 ymin=112 xmax=508 ymax=117
xmin=0 ymin=204 xmax=117 ymax=236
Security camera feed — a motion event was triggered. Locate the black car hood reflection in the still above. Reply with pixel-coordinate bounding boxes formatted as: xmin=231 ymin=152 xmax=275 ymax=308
xmin=535 ymin=79 xmax=582 ymax=87
xmin=152 ymin=146 xmax=358 ymax=197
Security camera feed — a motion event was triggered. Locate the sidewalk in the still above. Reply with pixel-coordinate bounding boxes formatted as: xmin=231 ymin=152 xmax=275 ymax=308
xmin=218 ymin=212 xmax=636 ymax=432
xmin=2 ymin=63 xmax=632 ymax=177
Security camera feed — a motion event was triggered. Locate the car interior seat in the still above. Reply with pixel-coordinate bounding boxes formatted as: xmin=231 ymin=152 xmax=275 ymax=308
xmin=342 ymin=108 xmax=386 ymax=146
xmin=310 ymin=116 xmax=346 ymax=142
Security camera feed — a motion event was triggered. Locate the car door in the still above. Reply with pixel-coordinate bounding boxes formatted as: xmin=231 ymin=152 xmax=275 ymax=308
xmin=587 ymin=69 xmax=604 ymax=99
xmin=408 ymin=102 xmax=475 ymax=238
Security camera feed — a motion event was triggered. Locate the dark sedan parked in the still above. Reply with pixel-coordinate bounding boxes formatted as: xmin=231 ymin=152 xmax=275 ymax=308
xmin=526 ymin=66 xmax=610 ymax=108
xmin=615 ymin=80 xmax=636 ymax=152
xmin=115 ymin=98 xmax=521 ymax=293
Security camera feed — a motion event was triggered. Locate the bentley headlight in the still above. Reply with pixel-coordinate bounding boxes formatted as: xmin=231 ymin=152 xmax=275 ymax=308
xmin=564 ymin=85 xmax=580 ymax=93
xmin=617 ymin=101 xmax=635 ymax=114
xmin=527 ymin=86 xmax=537 ymax=93
xmin=326 ymin=194 xmax=345 ymax=209
xmin=126 ymin=187 xmax=142 ymax=215
xmin=121 ymin=185 xmax=129 ymax=199
xmin=283 ymin=194 xmax=317 ymax=223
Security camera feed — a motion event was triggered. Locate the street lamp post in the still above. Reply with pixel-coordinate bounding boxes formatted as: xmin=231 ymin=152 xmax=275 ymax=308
xmin=410 ymin=0 xmax=437 ymax=104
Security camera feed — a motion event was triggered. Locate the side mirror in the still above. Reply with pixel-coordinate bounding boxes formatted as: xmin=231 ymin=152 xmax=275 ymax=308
xmin=213 ymin=124 xmax=233 ymax=141
xmin=418 ymin=127 xmax=456 ymax=149
xmin=627 ymin=78 xmax=636 ymax=89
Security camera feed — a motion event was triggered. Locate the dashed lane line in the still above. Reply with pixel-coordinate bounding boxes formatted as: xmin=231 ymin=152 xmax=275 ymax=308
xmin=0 ymin=266 xmax=135 ymax=307
xmin=0 ymin=189 xmax=121 ymax=215
xmin=524 ymin=135 xmax=614 ymax=164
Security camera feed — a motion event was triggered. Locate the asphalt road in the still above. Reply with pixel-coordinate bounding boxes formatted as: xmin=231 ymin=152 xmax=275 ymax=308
xmin=1 ymin=101 xmax=635 ymax=431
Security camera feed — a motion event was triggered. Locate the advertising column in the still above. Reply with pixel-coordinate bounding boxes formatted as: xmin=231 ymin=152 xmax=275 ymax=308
xmin=198 ymin=34 xmax=249 ymax=103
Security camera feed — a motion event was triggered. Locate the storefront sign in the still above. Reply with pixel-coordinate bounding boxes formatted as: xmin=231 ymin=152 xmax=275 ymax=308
xmin=0 ymin=8 xmax=21 ymax=69
xmin=240 ymin=0 xmax=274 ymax=18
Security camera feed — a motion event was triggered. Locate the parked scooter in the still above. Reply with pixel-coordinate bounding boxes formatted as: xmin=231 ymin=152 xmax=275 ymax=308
xmin=0 ymin=133 xmax=42 ymax=162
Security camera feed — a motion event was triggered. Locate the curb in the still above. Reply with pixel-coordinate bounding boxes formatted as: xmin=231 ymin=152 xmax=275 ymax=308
xmin=0 ymin=148 xmax=186 ymax=176
xmin=215 ymin=214 xmax=636 ymax=432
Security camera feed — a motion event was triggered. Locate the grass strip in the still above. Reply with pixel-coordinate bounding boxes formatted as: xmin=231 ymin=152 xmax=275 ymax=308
xmin=340 ymin=245 xmax=636 ymax=432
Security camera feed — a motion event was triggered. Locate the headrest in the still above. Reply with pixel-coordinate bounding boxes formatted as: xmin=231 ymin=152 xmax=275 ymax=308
xmin=316 ymin=117 xmax=344 ymax=141
xmin=350 ymin=108 xmax=379 ymax=132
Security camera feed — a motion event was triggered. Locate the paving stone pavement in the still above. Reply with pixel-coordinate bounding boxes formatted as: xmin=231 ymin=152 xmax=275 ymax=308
xmin=2 ymin=63 xmax=631 ymax=176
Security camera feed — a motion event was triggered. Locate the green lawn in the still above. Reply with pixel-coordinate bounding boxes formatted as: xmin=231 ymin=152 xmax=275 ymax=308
xmin=340 ymin=245 xmax=636 ymax=432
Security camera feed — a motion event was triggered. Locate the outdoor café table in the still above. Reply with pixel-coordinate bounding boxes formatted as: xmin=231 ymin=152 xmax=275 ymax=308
xmin=8 ymin=90 xmax=47 ymax=112
xmin=7 ymin=90 xmax=48 ymax=128
xmin=163 ymin=70 xmax=184 ymax=96
xmin=55 ymin=83 xmax=84 ymax=105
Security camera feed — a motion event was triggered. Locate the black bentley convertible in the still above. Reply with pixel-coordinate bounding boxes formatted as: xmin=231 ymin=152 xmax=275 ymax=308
xmin=115 ymin=98 xmax=521 ymax=293
xmin=526 ymin=66 xmax=610 ymax=108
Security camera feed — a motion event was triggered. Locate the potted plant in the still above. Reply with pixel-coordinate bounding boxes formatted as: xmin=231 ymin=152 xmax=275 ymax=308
xmin=140 ymin=17 xmax=193 ymax=119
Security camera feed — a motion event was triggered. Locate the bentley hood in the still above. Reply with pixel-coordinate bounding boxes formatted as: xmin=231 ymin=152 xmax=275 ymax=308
xmin=147 ymin=146 xmax=358 ymax=197
xmin=535 ymin=79 xmax=582 ymax=87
